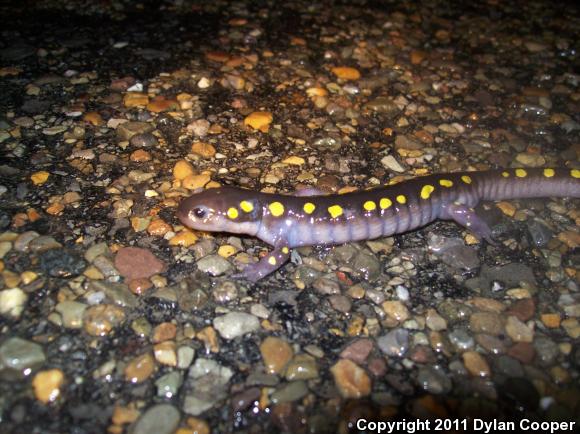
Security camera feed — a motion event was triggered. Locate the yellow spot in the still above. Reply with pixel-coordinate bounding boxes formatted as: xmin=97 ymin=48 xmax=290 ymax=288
xmin=380 ymin=198 xmax=392 ymax=209
xmin=515 ymin=168 xmax=527 ymax=178
xmin=282 ymin=247 xmax=289 ymax=254
xmin=363 ymin=200 xmax=376 ymax=211
xmin=571 ymin=169 xmax=579 ymax=179
xmin=240 ymin=200 xmax=254 ymax=212
xmin=439 ymin=179 xmax=453 ymax=187
xmin=303 ymin=202 xmax=316 ymax=214
xmin=461 ymin=175 xmax=472 ymax=184
xmin=269 ymin=201 xmax=285 ymax=217
xmin=396 ymin=195 xmax=407 ymax=204
xmin=502 ymin=171 xmax=510 ymax=178
xmin=543 ymin=168 xmax=555 ymax=178
xmin=328 ymin=205 xmax=343 ymax=218
xmin=268 ymin=256 xmax=277 ymax=265
xmin=420 ymin=185 xmax=435 ymax=199
xmin=227 ymin=207 xmax=238 ymax=219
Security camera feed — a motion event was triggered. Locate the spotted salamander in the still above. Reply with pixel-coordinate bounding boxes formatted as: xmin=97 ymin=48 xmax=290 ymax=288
xmin=177 ymin=168 xmax=580 ymax=282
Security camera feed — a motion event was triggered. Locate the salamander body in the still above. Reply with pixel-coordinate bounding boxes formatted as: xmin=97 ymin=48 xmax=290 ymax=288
xmin=177 ymin=168 xmax=580 ymax=281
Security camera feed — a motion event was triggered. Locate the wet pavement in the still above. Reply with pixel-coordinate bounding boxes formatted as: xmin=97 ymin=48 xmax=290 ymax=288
xmin=0 ymin=0 xmax=579 ymax=433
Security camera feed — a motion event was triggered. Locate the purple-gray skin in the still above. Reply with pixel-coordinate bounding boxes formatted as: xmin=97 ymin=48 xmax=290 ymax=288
xmin=177 ymin=168 xmax=580 ymax=282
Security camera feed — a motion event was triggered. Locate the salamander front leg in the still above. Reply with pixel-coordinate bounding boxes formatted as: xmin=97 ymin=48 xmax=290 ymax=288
xmin=441 ymin=202 xmax=495 ymax=244
xmin=233 ymin=246 xmax=291 ymax=282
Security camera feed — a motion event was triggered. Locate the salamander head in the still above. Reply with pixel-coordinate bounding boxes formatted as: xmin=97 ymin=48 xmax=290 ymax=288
xmin=177 ymin=187 xmax=262 ymax=236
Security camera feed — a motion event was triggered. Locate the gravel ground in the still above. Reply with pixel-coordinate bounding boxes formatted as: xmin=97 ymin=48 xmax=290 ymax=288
xmin=0 ymin=0 xmax=579 ymax=433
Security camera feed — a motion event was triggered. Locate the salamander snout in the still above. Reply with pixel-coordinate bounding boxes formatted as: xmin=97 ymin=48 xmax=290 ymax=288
xmin=177 ymin=187 xmax=262 ymax=236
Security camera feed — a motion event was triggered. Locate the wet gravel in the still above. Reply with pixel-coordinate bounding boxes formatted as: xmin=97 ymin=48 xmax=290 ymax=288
xmin=1 ymin=0 xmax=579 ymax=433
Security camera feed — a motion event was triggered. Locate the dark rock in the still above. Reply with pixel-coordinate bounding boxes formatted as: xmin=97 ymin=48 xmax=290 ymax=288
xmin=39 ymin=249 xmax=86 ymax=277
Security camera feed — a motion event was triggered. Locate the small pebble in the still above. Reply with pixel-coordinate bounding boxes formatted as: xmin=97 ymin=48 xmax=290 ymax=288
xmin=339 ymin=339 xmax=373 ymax=364
xmin=462 ymin=351 xmax=491 ymax=377
xmin=196 ymin=254 xmax=232 ymax=276
xmin=270 ymin=381 xmax=308 ymax=404
xmin=155 ymin=371 xmax=183 ymax=398
xmin=376 ymin=329 xmax=410 ymax=357
xmin=83 ymin=304 xmax=126 ymax=336
xmin=0 ymin=288 xmax=27 ymax=318
xmin=382 ymin=300 xmax=410 ymax=323
xmin=191 ymin=142 xmax=216 ymax=158
xmin=260 ymin=337 xmax=293 ymax=374
xmin=284 ymin=354 xmax=318 ymax=381
xmin=125 ymin=352 xmax=155 ymax=383
xmin=330 ymin=359 xmax=371 ymax=398
xmin=154 ymin=341 xmax=177 ymax=366
xmin=470 ymin=312 xmax=504 ymax=336
xmin=32 ymin=369 xmax=65 ymax=403
xmin=505 ymin=316 xmax=534 ymax=342
xmin=0 ymin=337 xmax=46 ymax=376
xmin=331 ymin=66 xmax=361 ymax=80
xmin=416 ymin=366 xmax=452 ymax=394
xmin=213 ymin=312 xmax=260 ymax=339
xmin=114 ymin=247 xmax=165 ymax=280
xmin=132 ymin=404 xmax=180 ymax=434
xmin=244 ymin=111 xmax=273 ymax=132
xmin=55 ymin=301 xmax=87 ymax=328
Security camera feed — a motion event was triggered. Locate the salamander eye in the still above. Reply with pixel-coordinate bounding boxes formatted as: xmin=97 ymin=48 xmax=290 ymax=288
xmin=193 ymin=207 xmax=206 ymax=218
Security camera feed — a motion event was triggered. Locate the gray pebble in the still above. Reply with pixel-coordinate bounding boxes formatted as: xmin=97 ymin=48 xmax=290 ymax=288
xmin=177 ymin=346 xmax=195 ymax=369
xmin=245 ymin=372 xmax=279 ymax=387
xmin=155 ymin=371 xmax=183 ymax=398
xmin=416 ymin=366 xmax=452 ymax=394
xmin=526 ymin=219 xmax=553 ymax=247
xmin=196 ymin=254 xmax=232 ymax=276
xmin=396 ymin=285 xmax=410 ymax=301
xmin=93 ymin=255 xmax=120 ymax=278
xmin=366 ymin=288 xmax=385 ymax=305
xmin=184 ymin=359 xmax=233 ymax=415
xmin=13 ymin=231 xmax=40 ymax=252
xmin=438 ymin=300 xmax=472 ymax=323
xmin=353 ymin=250 xmax=381 ymax=282
xmin=439 ymin=245 xmax=480 ymax=271
xmin=116 ymin=121 xmax=154 ymax=141
xmin=190 ymin=238 xmax=215 ymax=259
xmin=329 ymin=294 xmax=352 ymax=313
xmin=213 ymin=312 xmax=260 ymax=339
xmin=493 ymin=355 xmax=523 ymax=378
xmin=448 ymin=359 xmax=468 ymax=376
xmin=312 ymin=277 xmax=340 ymax=295
xmin=130 ymin=132 xmax=158 ymax=147
xmin=364 ymin=96 xmax=400 ymax=115
xmin=0 ymin=337 xmax=46 ymax=377
xmin=312 ymin=136 xmax=342 ymax=152
xmin=85 ymin=242 xmax=110 ymax=262
xmin=448 ymin=328 xmax=475 ymax=351
xmin=212 ymin=280 xmax=238 ymax=303
xmin=28 ymin=235 xmax=62 ymax=252
xmin=533 ymin=336 xmax=559 ymax=366
xmin=270 ymin=380 xmax=309 ymax=404
xmin=474 ymin=334 xmax=506 ymax=355
xmin=55 ymin=301 xmax=87 ymax=329
xmin=376 ymin=329 xmax=410 ymax=357
xmin=187 ymin=119 xmax=210 ymax=137
xmin=89 ymin=280 xmax=137 ymax=308
xmin=132 ymin=404 xmax=180 ymax=434
xmin=39 ymin=249 xmax=86 ymax=277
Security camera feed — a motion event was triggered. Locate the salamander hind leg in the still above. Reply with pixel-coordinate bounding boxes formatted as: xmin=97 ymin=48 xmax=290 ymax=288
xmin=441 ymin=202 xmax=495 ymax=244
xmin=233 ymin=246 xmax=291 ymax=282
